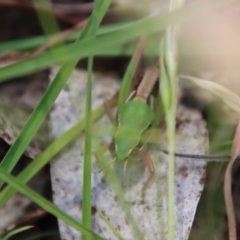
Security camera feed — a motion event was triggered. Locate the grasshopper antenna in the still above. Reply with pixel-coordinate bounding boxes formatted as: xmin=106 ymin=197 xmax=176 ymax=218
xmin=159 ymin=147 xmax=230 ymax=162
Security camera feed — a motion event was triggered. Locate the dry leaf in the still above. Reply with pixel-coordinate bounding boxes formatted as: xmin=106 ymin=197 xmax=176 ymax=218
xmin=180 ymin=75 xmax=240 ymax=119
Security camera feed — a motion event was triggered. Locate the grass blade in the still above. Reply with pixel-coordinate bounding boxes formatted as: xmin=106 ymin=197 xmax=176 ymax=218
xmin=117 ymin=38 xmax=145 ymax=107
xmin=160 ymin=0 xmax=183 ymax=237
xmin=96 ymin=208 xmax=124 ymax=240
xmin=82 ymin=56 xmax=94 ymax=240
xmin=2 ymin=226 xmax=33 ymax=240
xmin=82 ymin=1 xmax=106 ymax=238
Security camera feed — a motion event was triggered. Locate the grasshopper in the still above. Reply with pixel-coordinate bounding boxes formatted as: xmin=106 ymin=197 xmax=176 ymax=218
xmin=109 ymin=65 xmax=160 ymax=187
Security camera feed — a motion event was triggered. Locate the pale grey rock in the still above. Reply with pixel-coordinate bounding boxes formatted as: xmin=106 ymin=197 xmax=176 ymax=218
xmin=49 ymin=66 xmax=208 ymax=240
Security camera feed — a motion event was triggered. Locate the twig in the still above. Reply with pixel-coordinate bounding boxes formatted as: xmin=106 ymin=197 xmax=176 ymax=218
xmin=31 ymin=18 xmax=88 ymax=57
xmin=0 ymin=18 xmax=88 ymax=68
xmin=50 ymin=2 xmax=94 ymax=14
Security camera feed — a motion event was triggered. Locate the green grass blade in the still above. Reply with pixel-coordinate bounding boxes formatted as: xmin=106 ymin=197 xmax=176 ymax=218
xmin=82 ymin=56 xmax=94 ymax=240
xmin=160 ymin=0 xmax=183 ymax=237
xmin=0 ymin=23 xmax=124 ymax=54
xmin=0 ymin=169 xmax=104 ymax=240
xmin=33 ymin=1 xmax=60 ymax=36
xmin=2 ymin=226 xmax=33 ymax=240
xmin=82 ymin=2 xmax=105 ymax=238
xmin=0 ymin=106 xmax=105 ymax=208
xmin=117 ymin=39 xmax=144 ymax=108
xmin=0 ymin=24 xmax=160 ymax=58
xmin=159 ymin=40 xmax=171 ymax=237
xmin=96 ymin=208 xmax=124 ymax=240
xmin=33 ymin=0 xmax=68 ymax=60
xmin=165 ymin=29 xmax=178 ymax=240
xmin=0 ymin=0 xmax=111 ymax=188
xmin=0 ymin=0 xmax=233 ymax=82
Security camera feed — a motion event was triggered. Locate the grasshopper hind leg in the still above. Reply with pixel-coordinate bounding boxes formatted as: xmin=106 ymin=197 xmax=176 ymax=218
xmin=141 ymin=150 xmax=155 ymax=200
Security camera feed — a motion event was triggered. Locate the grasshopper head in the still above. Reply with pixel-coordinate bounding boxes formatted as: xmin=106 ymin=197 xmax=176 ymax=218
xmin=114 ymin=129 xmax=140 ymax=162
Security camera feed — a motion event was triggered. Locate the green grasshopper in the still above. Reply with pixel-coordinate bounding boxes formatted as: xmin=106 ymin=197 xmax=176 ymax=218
xmin=109 ymin=66 xmax=160 ymax=186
